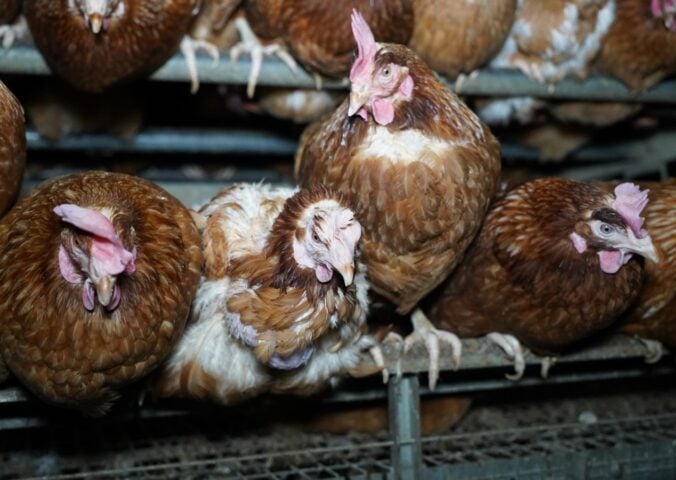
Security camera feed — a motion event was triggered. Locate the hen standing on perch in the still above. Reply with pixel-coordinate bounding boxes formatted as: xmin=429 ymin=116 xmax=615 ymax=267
xmin=427 ymin=178 xmax=659 ymax=379
xmin=295 ymin=11 xmax=501 ymax=389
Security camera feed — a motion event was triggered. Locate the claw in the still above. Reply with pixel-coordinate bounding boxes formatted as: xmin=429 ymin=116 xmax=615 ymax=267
xmin=383 ymin=331 xmax=404 ymax=379
xmin=368 ymin=344 xmax=389 ymax=384
xmin=403 ymin=308 xmax=462 ymax=391
xmin=180 ymin=36 xmax=220 ymax=94
xmin=540 ymin=356 xmax=557 ymax=378
xmin=636 ymin=337 xmax=664 ymax=364
xmin=487 ymin=332 xmax=525 ymax=380
xmin=230 ymin=17 xmax=298 ymax=98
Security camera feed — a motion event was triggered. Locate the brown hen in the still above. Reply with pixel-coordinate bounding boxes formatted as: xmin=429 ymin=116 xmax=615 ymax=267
xmin=595 ymin=0 xmax=676 ymax=90
xmin=151 ymin=183 xmax=381 ymax=405
xmin=409 ymin=0 xmax=516 ymax=81
xmin=0 ymin=172 xmax=202 ymax=415
xmin=24 ymin=0 xmax=197 ymax=92
xmin=427 ymin=178 xmax=659 ymax=379
xmin=619 ymin=179 xmax=676 ymax=358
xmin=491 ymin=0 xmax=615 ymax=83
xmin=0 ymin=80 xmax=25 ymax=218
xmin=296 ymin=12 xmax=501 ymax=389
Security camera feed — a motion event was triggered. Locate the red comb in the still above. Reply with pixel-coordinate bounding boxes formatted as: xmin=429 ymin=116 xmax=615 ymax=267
xmin=349 ymin=9 xmax=377 ymax=82
xmin=612 ymin=183 xmax=649 ymax=239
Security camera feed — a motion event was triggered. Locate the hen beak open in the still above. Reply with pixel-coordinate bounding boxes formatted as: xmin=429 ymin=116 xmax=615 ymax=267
xmin=88 ymin=13 xmax=103 ymax=34
xmin=95 ymin=275 xmax=116 ymax=306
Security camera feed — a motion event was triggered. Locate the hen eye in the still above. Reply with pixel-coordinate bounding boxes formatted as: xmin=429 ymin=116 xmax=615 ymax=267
xmin=599 ymin=223 xmax=613 ymax=236
xmin=312 ymin=232 xmax=320 ymax=242
xmin=381 ymin=67 xmax=391 ymax=77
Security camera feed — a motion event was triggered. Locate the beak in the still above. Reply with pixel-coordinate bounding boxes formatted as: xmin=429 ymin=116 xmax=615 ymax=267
xmin=95 ymin=275 xmax=116 ymax=306
xmin=89 ymin=14 xmax=103 ymax=34
xmin=622 ymin=230 xmax=660 ymax=264
xmin=336 ymin=263 xmax=355 ymax=287
xmin=348 ymin=90 xmax=369 ymax=117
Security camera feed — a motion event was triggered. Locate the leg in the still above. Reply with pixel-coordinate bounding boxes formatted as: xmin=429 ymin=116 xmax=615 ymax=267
xmin=486 ymin=332 xmax=526 ymax=380
xmin=403 ymin=308 xmax=462 ymax=390
xmin=180 ymin=36 xmax=220 ymax=94
xmin=230 ymin=17 xmax=298 ymax=98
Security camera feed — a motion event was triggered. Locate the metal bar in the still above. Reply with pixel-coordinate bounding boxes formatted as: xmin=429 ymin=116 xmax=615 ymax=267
xmin=25 ymin=128 xmax=298 ymax=156
xmin=3 ymin=46 xmax=676 ymax=102
xmin=388 ymin=375 xmax=422 ymax=480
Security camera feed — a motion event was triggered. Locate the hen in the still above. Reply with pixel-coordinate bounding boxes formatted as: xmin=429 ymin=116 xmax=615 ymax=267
xmin=24 ymin=0 xmax=208 ymax=93
xmin=427 ymin=178 xmax=659 ymax=379
xmin=0 ymin=171 xmax=202 ymax=415
xmin=595 ymin=0 xmax=676 ymax=90
xmin=151 ymin=183 xmax=381 ymax=404
xmin=491 ymin=0 xmax=615 ymax=83
xmin=233 ymin=0 xmax=413 ymax=95
xmin=0 ymin=80 xmax=25 ymax=219
xmin=295 ymin=11 xmax=501 ymax=389
xmin=618 ymin=179 xmax=676 ymax=359
xmin=409 ymin=0 xmax=516 ymax=82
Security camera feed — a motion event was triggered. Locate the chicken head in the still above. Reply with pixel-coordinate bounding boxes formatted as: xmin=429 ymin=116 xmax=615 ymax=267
xmin=347 ymin=10 xmax=414 ymax=126
xmin=73 ymin=0 xmax=124 ymax=34
xmin=652 ymin=0 xmax=676 ymax=30
xmin=54 ymin=203 xmax=136 ymax=311
xmin=570 ymin=183 xmax=659 ymax=274
xmin=292 ymin=200 xmax=361 ymax=287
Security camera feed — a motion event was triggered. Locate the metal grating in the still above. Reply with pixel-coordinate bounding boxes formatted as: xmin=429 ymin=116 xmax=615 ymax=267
xmin=3 ymin=387 xmax=676 ymax=479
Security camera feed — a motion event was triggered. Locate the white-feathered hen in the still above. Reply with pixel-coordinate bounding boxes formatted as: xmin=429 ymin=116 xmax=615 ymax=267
xmin=151 ymin=183 xmax=382 ymax=404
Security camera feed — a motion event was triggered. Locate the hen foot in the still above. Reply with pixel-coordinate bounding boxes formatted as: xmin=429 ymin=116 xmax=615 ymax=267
xmin=404 ymin=308 xmax=462 ymax=390
xmin=0 ymin=16 xmax=29 ymax=50
xmin=230 ymin=17 xmax=298 ymax=98
xmin=180 ymin=36 xmax=220 ymax=94
xmin=487 ymin=332 xmax=525 ymax=380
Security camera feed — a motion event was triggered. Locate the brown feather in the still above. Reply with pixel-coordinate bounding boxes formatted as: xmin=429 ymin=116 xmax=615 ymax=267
xmin=0 ymin=172 xmax=202 ymax=414
xmin=25 ymin=0 xmax=197 ymax=92
xmin=245 ymin=0 xmax=413 ymax=77
xmin=296 ymin=44 xmax=501 ymax=315
xmin=595 ymin=0 xmax=676 ymax=90
xmin=0 ymin=81 xmax=25 ymax=218
xmin=427 ymin=178 xmax=645 ymax=354
xmin=619 ymin=179 xmax=676 ymax=347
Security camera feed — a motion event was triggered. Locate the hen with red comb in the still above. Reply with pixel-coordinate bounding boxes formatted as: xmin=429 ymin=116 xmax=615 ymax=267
xmin=296 ymin=10 xmax=501 ymax=389
xmin=0 ymin=172 xmax=202 ymax=415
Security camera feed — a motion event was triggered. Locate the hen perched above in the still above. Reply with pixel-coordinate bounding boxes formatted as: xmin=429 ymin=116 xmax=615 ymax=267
xmin=0 ymin=80 xmax=25 ymax=218
xmin=152 ymin=183 xmax=381 ymax=404
xmin=409 ymin=0 xmax=516 ymax=82
xmin=232 ymin=0 xmax=413 ymax=95
xmin=0 ymin=172 xmax=202 ymax=415
xmin=24 ymin=0 xmax=199 ymax=92
xmin=595 ymin=0 xmax=676 ymax=90
xmin=427 ymin=178 xmax=659 ymax=379
xmin=295 ymin=11 xmax=501 ymax=388
xmin=491 ymin=0 xmax=615 ymax=83
xmin=619 ymin=179 xmax=675 ymax=359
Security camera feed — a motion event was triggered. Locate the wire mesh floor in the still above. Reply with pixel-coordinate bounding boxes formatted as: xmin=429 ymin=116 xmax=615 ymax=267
xmin=2 ymin=383 xmax=676 ymax=479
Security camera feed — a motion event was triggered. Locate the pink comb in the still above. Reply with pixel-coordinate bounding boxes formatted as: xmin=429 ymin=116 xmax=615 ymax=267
xmin=54 ymin=204 xmax=136 ymax=276
xmin=652 ymin=0 xmax=676 ymax=16
xmin=612 ymin=183 xmax=649 ymax=239
xmin=349 ymin=9 xmax=377 ymax=82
